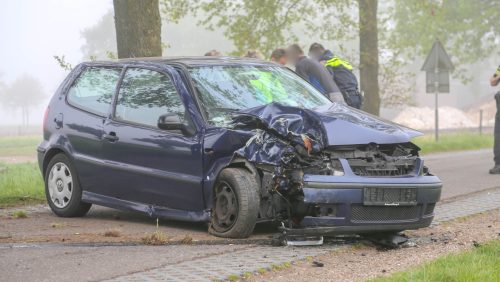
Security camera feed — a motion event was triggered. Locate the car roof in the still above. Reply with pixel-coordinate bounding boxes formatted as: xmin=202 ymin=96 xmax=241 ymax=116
xmin=84 ymin=56 xmax=281 ymax=68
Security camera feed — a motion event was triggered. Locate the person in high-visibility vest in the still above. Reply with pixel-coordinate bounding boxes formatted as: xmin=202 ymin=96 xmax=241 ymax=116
xmin=489 ymin=65 xmax=500 ymax=174
xmin=309 ymin=43 xmax=362 ymax=109
xmin=285 ymin=44 xmax=344 ymax=103
xmin=249 ymin=70 xmax=289 ymax=104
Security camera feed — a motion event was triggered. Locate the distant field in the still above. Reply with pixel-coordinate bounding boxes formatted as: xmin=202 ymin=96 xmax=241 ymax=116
xmin=0 ymin=162 xmax=45 ymax=207
xmin=0 ymin=135 xmax=41 ymax=157
xmin=413 ymin=132 xmax=493 ymax=154
xmin=372 ymin=239 xmax=500 ymax=282
xmin=0 ymin=132 xmax=495 ymax=159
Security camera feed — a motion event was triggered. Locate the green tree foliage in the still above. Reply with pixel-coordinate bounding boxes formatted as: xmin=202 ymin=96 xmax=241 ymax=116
xmin=0 ymin=75 xmax=46 ymax=126
xmin=389 ymin=0 xmax=500 ymax=81
xmin=189 ymin=0 xmax=355 ymax=57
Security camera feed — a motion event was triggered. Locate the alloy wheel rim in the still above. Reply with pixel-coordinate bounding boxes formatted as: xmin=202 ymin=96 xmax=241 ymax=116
xmin=48 ymin=162 xmax=73 ymax=208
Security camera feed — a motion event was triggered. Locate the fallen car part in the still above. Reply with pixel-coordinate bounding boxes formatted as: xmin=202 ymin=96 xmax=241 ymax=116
xmin=271 ymin=231 xmax=324 ymax=247
xmin=285 ymin=235 xmax=324 ymax=246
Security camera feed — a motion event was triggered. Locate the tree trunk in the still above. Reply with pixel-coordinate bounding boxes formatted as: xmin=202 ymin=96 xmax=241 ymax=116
xmin=113 ymin=0 xmax=162 ymax=58
xmin=358 ymin=0 xmax=380 ymax=115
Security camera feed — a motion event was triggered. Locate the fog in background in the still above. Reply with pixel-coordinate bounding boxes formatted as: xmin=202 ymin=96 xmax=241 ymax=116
xmin=0 ymin=0 xmax=498 ymax=128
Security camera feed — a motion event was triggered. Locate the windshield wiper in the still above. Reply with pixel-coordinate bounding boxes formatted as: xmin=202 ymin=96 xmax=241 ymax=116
xmin=212 ymin=107 xmax=241 ymax=113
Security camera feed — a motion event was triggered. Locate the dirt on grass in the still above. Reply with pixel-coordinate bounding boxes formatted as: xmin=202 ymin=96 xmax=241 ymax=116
xmin=0 ymin=205 xmax=275 ymax=245
xmin=249 ymin=209 xmax=500 ymax=282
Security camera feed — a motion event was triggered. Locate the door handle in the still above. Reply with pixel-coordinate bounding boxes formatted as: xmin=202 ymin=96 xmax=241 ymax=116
xmin=103 ymin=131 xmax=119 ymax=142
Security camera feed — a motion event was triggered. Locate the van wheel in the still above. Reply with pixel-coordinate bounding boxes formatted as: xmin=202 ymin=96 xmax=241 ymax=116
xmin=45 ymin=153 xmax=91 ymax=217
xmin=209 ymin=168 xmax=259 ymax=238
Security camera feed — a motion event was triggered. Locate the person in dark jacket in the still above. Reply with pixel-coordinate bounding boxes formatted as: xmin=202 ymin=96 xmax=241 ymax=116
xmin=489 ymin=65 xmax=500 ymax=174
xmin=270 ymin=48 xmax=287 ymax=65
xmin=285 ymin=44 xmax=344 ymax=103
xmin=309 ymin=43 xmax=362 ymax=109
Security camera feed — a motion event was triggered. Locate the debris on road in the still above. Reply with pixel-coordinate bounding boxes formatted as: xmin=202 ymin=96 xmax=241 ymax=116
xmin=364 ymin=233 xmax=409 ymax=249
xmin=312 ymin=261 xmax=324 ymax=267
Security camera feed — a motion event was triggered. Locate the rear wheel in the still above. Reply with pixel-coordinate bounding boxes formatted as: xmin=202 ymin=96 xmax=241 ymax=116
xmin=209 ymin=168 xmax=259 ymax=238
xmin=45 ymin=153 xmax=91 ymax=217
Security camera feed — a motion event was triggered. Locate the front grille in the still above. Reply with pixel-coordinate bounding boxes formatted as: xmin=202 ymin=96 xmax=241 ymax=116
xmin=347 ymin=159 xmax=416 ymax=177
xmin=350 ymin=166 xmax=414 ymax=177
xmin=351 ymin=204 xmax=421 ymax=223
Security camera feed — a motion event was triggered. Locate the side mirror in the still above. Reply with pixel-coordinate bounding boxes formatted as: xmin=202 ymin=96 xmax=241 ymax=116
xmin=157 ymin=113 xmax=184 ymax=131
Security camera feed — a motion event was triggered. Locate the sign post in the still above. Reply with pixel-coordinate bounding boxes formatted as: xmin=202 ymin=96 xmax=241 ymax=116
xmin=421 ymin=40 xmax=454 ymax=141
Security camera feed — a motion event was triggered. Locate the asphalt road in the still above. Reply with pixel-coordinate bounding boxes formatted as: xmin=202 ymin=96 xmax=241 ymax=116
xmin=423 ymin=149 xmax=499 ymax=199
xmin=1 ymin=149 xmax=499 ymax=281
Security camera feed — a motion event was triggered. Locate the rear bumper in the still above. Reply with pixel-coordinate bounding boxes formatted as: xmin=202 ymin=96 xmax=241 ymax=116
xmin=36 ymin=144 xmax=47 ymax=173
xmin=291 ymin=171 xmax=442 ymax=235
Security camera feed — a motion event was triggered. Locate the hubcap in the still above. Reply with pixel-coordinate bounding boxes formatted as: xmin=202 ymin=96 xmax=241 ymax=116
xmin=48 ymin=162 xmax=73 ymax=208
xmin=213 ymin=182 xmax=238 ymax=231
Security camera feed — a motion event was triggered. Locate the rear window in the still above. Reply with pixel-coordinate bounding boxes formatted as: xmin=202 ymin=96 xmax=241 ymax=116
xmin=67 ymin=67 xmax=121 ymax=116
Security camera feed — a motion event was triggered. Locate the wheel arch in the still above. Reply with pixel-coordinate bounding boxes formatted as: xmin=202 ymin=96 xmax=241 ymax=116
xmin=221 ymin=158 xmax=261 ymax=193
xmin=42 ymin=147 xmax=67 ymax=177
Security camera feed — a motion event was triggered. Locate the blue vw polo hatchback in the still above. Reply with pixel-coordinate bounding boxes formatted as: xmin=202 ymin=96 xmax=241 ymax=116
xmin=38 ymin=57 xmax=442 ymax=238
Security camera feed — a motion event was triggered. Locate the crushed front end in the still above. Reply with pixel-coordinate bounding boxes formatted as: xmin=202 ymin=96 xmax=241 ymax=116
xmin=232 ymin=103 xmax=442 ymax=236
xmin=279 ymin=144 xmax=441 ymax=235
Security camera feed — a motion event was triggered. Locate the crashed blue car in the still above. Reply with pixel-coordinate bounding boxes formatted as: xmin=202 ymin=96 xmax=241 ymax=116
xmin=38 ymin=57 xmax=442 ymax=239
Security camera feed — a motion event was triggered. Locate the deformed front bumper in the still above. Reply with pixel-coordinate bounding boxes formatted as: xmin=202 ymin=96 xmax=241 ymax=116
xmin=287 ymin=159 xmax=442 ymax=235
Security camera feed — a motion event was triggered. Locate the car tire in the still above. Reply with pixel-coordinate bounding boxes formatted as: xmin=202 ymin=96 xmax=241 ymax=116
xmin=44 ymin=153 xmax=91 ymax=217
xmin=209 ymin=168 xmax=260 ymax=238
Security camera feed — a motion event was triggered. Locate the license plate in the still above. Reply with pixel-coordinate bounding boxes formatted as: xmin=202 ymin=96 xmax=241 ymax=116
xmin=363 ymin=187 xmax=417 ymax=206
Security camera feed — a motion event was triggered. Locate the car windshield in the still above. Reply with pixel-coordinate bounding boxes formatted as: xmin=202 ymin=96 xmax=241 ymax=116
xmin=189 ymin=65 xmax=332 ymax=126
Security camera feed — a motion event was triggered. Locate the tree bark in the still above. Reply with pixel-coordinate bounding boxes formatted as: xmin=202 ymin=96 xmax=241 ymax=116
xmin=358 ymin=0 xmax=380 ymax=115
xmin=113 ymin=0 xmax=162 ymax=58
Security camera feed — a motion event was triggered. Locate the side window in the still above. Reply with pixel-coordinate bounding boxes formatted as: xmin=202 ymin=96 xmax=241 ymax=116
xmin=115 ymin=68 xmax=185 ymax=128
xmin=67 ymin=67 xmax=121 ymax=116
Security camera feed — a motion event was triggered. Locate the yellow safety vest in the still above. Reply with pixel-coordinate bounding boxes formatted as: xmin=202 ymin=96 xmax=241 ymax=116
xmin=250 ymin=72 xmax=287 ymax=103
xmin=325 ymin=56 xmax=353 ymax=71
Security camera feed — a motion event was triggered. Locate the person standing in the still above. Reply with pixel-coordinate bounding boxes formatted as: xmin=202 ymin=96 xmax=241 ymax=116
xmin=489 ymin=65 xmax=500 ymax=174
xmin=308 ymin=43 xmax=362 ymax=109
xmin=270 ymin=48 xmax=287 ymax=65
xmin=285 ymin=44 xmax=344 ymax=103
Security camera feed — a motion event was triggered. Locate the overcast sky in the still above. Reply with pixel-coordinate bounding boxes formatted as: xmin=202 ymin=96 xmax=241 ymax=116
xmin=0 ymin=0 xmax=112 ymax=125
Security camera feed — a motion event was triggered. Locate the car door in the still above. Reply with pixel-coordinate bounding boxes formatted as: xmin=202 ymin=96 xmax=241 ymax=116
xmin=101 ymin=66 xmax=205 ymax=211
xmin=63 ymin=65 xmax=122 ymax=193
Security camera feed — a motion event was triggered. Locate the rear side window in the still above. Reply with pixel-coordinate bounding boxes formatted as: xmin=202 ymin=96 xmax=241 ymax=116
xmin=67 ymin=67 xmax=121 ymax=116
xmin=115 ymin=68 xmax=185 ymax=128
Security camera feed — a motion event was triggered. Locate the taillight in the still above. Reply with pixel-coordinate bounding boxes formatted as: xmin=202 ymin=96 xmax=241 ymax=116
xmin=43 ymin=106 xmax=50 ymax=130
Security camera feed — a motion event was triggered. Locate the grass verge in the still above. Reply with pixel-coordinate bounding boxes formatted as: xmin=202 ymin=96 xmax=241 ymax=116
xmin=0 ymin=135 xmax=41 ymax=157
xmin=372 ymin=239 xmax=500 ymax=282
xmin=413 ymin=132 xmax=493 ymax=154
xmin=0 ymin=162 xmax=45 ymax=207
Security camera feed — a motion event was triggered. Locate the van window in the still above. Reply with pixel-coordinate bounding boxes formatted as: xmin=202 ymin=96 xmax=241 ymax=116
xmin=67 ymin=67 xmax=121 ymax=116
xmin=115 ymin=68 xmax=185 ymax=128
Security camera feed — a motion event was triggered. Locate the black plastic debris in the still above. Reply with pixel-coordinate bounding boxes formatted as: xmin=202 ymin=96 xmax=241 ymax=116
xmin=365 ymin=233 xmax=409 ymax=249
xmin=312 ymin=261 xmax=324 ymax=267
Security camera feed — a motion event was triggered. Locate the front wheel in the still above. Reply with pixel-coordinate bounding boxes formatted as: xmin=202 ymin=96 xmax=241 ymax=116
xmin=45 ymin=153 xmax=91 ymax=217
xmin=209 ymin=168 xmax=260 ymax=238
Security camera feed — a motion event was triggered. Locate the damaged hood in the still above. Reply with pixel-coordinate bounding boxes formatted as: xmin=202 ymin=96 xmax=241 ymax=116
xmin=232 ymin=102 xmax=422 ymax=147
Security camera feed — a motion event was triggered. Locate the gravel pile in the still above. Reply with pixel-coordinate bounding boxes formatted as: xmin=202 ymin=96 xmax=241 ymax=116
xmin=393 ymin=106 xmax=476 ymax=130
xmin=466 ymin=99 xmax=496 ymax=127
